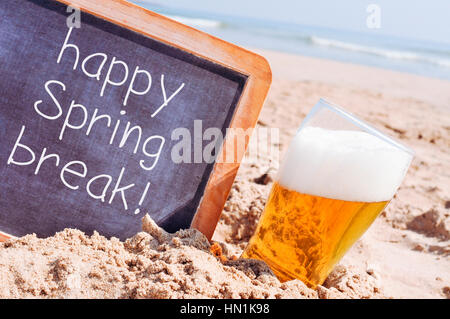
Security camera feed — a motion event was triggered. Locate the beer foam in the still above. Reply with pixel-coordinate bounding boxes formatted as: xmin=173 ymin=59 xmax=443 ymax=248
xmin=278 ymin=127 xmax=413 ymax=202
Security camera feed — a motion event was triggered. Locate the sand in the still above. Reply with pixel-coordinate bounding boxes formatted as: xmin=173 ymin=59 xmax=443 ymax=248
xmin=1 ymin=50 xmax=449 ymax=299
xmin=0 ymin=215 xmax=376 ymax=299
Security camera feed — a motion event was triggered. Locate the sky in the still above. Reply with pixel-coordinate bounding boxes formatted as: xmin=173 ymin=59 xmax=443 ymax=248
xmin=135 ymin=0 xmax=450 ymax=45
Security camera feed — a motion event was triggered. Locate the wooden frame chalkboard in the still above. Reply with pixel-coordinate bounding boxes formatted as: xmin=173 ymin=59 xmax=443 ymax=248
xmin=0 ymin=0 xmax=271 ymax=241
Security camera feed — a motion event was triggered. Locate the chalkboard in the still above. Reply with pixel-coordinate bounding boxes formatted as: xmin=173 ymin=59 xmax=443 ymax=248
xmin=0 ymin=0 xmax=271 ymax=240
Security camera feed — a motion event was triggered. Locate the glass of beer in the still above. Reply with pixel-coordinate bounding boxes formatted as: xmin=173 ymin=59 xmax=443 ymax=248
xmin=242 ymin=99 xmax=414 ymax=288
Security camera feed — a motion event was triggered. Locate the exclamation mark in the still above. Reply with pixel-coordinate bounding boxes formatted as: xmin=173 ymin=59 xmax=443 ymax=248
xmin=134 ymin=181 xmax=151 ymax=215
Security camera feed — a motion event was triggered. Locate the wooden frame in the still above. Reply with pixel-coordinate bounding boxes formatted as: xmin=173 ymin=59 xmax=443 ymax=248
xmin=0 ymin=0 xmax=271 ymax=241
xmin=0 ymin=233 xmax=12 ymax=242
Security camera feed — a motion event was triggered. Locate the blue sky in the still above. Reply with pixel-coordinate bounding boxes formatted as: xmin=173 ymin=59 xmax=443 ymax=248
xmin=135 ymin=0 xmax=450 ymax=44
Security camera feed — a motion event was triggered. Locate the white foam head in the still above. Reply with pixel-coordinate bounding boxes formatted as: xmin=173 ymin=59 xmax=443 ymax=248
xmin=278 ymin=127 xmax=413 ymax=202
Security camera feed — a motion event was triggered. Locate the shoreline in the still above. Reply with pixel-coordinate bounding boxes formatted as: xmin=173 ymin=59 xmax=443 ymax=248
xmin=253 ymin=48 xmax=450 ymax=109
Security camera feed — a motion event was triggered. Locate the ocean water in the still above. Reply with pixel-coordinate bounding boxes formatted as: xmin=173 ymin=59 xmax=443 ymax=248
xmin=133 ymin=3 xmax=450 ymax=81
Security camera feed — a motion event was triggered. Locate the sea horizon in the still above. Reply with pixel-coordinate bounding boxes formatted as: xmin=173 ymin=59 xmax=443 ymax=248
xmin=133 ymin=1 xmax=450 ymax=81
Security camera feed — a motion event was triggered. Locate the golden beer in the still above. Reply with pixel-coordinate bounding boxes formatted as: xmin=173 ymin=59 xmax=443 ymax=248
xmin=242 ymin=182 xmax=388 ymax=288
xmin=241 ymin=104 xmax=413 ymax=288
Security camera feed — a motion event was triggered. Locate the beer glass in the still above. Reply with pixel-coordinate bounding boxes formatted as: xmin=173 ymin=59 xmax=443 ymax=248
xmin=242 ymin=99 xmax=414 ymax=288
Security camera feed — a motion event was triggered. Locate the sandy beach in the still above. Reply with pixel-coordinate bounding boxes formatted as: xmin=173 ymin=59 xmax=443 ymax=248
xmin=1 ymin=50 xmax=449 ymax=299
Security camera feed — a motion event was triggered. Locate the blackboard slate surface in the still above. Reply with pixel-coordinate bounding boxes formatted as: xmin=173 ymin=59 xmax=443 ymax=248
xmin=0 ymin=0 xmax=247 ymax=239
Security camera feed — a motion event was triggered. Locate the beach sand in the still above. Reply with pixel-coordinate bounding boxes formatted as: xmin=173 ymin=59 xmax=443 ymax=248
xmin=1 ymin=50 xmax=449 ymax=299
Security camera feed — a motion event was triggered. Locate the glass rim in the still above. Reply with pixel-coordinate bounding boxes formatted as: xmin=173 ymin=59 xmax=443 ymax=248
xmin=299 ymin=98 xmax=415 ymax=157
